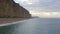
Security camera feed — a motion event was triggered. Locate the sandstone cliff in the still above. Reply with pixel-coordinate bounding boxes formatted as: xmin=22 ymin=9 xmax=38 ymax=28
xmin=0 ymin=0 xmax=31 ymax=18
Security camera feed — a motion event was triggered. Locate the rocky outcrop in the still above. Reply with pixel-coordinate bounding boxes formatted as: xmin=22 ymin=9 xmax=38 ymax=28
xmin=0 ymin=0 xmax=31 ymax=18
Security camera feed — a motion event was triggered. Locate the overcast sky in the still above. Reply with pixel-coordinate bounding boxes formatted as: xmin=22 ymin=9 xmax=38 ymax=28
xmin=14 ymin=0 xmax=60 ymax=12
xmin=14 ymin=0 xmax=60 ymax=18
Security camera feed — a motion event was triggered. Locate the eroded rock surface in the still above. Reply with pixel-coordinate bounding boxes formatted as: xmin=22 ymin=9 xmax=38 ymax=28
xmin=0 ymin=0 xmax=31 ymax=18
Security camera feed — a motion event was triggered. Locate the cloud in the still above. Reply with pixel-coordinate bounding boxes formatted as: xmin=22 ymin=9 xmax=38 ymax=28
xmin=14 ymin=0 xmax=60 ymax=12
xmin=30 ymin=10 xmax=60 ymax=18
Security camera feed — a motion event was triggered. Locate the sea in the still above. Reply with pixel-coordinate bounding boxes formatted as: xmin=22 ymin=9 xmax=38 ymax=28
xmin=0 ymin=17 xmax=60 ymax=34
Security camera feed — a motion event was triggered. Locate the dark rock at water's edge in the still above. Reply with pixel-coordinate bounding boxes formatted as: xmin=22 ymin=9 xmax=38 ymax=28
xmin=0 ymin=0 xmax=31 ymax=18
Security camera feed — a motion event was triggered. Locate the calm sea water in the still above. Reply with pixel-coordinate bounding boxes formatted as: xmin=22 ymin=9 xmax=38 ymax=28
xmin=0 ymin=17 xmax=60 ymax=34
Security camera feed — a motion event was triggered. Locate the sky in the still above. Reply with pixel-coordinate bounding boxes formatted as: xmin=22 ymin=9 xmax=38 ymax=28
xmin=14 ymin=0 xmax=60 ymax=18
xmin=14 ymin=0 xmax=60 ymax=12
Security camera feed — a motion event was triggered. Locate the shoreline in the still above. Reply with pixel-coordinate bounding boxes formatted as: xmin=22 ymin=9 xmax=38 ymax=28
xmin=0 ymin=18 xmax=31 ymax=24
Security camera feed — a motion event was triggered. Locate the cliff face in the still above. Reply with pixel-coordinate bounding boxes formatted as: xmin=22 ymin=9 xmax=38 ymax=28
xmin=0 ymin=0 xmax=31 ymax=18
